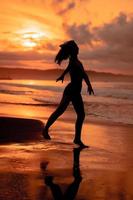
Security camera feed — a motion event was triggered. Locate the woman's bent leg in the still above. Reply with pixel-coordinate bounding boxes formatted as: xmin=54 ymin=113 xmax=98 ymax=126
xmin=43 ymin=95 xmax=70 ymax=139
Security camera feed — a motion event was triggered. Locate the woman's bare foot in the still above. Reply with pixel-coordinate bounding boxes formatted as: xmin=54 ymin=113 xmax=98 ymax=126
xmin=74 ymin=139 xmax=89 ymax=148
xmin=42 ymin=128 xmax=51 ymax=140
xmin=40 ymin=161 xmax=49 ymax=170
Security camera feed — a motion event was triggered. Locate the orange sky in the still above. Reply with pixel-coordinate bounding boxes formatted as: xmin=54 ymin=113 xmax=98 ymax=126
xmin=0 ymin=0 xmax=133 ymax=74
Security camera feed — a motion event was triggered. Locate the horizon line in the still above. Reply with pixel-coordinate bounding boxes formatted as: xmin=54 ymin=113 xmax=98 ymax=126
xmin=0 ymin=66 xmax=133 ymax=77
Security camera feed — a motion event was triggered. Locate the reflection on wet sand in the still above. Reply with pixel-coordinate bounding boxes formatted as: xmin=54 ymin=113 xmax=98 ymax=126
xmin=0 ymin=145 xmax=132 ymax=200
xmin=40 ymin=147 xmax=83 ymax=200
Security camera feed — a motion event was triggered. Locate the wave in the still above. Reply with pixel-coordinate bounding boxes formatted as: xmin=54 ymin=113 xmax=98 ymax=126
xmin=0 ymin=99 xmax=133 ymax=125
xmin=1 ymin=81 xmax=133 ymax=101
xmin=0 ymin=101 xmax=58 ymax=107
xmin=0 ymin=82 xmax=63 ymax=92
xmin=0 ymin=89 xmax=33 ymax=95
xmin=0 ymin=80 xmax=133 ymax=125
xmin=86 ymin=102 xmax=133 ymax=125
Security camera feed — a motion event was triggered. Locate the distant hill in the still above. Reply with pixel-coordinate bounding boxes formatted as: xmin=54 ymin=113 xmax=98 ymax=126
xmin=0 ymin=67 xmax=132 ymax=82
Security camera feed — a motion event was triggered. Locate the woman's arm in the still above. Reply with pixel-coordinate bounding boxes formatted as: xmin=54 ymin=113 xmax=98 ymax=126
xmin=56 ymin=65 xmax=70 ymax=83
xmin=80 ymin=64 xmax=94 ymax=95
xmin=84 ymin=73 xmax=94 ymax=95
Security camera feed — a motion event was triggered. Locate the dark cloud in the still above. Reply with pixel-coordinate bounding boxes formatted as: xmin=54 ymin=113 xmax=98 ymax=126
xmin=58 ymin=2 xmax=76 ymax=15
xmin=95 ymin=13 xmax=133 ymax=47
xmin=0 ymin=60 xmax=27 ymax=68
xmin=35 ymin=42 xmax=57 ymax=51
xmin=64 ymin=23 xmax=93 ymax=45
xmin=77 ymin=13 xmax=133 ymax=74
xmin=0 ymin=50 xmax=54 ymax=61
xmin=0 ymin=50 xmax=55 ymax=70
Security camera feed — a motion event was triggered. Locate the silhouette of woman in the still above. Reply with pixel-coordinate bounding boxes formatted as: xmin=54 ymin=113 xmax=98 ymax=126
xmin=43 ymin=40 xmax=94 ymax=147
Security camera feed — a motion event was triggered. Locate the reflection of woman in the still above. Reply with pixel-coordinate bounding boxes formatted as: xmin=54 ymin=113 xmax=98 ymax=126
xmin=41 ymin=147 xmax=83 ymax=200
xmin=43 ymin=40 xmax=94 ymax=147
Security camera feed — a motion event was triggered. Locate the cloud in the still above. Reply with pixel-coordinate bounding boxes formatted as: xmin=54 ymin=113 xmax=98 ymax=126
xmin=58 ymin=2 xmax=76 ymax=15
xmin=0 ymin=50 xmax=55 ymax=70
xmin=95 ymin=13 xmax=133 ymax=47
xmin=64 ymin=23 xmax=93 ymax=45
xmin=41 ymin=42 xmax=57 ymax=51
xmin=0 ymin=60 xmax=27 ymax=68
xmin=78 ymin=13 xmax=133 ymax=74
xmin=0 ymin=50 xmax=54 ymax=61
xmin=17 ymin=11 xmax=53 ymax=25
xmin=0 ymin=1 xmax=133 ymax=75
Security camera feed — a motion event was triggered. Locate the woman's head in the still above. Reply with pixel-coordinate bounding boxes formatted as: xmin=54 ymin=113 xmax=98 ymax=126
xmin=55 ymin=40 xmax=79 ymax=65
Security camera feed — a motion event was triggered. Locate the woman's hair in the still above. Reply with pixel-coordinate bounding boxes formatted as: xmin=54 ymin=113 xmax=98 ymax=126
xmin=55 ymin=40 xmax=79 ymax=65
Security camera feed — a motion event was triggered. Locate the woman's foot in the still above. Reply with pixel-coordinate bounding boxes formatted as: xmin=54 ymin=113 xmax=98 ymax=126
xmin=40 ymin=161 xmax=49 ymax=170
xmin=42 ymin=128 xmax=51 ymax=140
xmin=74 ymin=139 xmax=89 ymax=148
xmin=45 ymin=176 xmax=54 ymax=186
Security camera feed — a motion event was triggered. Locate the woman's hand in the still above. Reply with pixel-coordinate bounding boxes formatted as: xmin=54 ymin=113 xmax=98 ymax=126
xmin=87 ymin=85 xmax=94 ymax=95
xmin=56 ymin=75 xmax=64 ymax=83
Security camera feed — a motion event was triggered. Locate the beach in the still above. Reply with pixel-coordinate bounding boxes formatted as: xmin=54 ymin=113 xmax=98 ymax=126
xmin=1 ymin=0 xmax=133 ymax=199
xmin=0 ymin=79 xmax=133 ymax=199
xmin=0 ymin=117 xmax=133 ymax=200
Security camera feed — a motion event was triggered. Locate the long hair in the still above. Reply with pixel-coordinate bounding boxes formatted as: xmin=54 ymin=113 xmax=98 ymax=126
xmin=55 ymin=40 xmax=79 ymax=65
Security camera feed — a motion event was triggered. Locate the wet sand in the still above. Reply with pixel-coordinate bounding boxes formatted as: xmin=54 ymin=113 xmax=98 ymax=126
xmin=0 ymin=117 xmax=133 ymax=200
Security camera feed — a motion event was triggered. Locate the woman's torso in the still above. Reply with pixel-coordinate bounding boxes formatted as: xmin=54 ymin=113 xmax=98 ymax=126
xmin=65 ymin=59 xmax=83 ymax=95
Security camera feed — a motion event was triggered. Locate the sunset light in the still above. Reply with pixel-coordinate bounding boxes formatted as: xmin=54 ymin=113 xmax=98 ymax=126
xmin=21 ymin=30 xmax=50 ymax=48
xmin=22 ymin=39 xmax=37 ymax=48
xmin=0 ymin=1 xmax=133 ymax=200
xmin=17 ymin=25 xmax=52 ymax=49
xmin=0 ymin=0 xmax=133 ymax=74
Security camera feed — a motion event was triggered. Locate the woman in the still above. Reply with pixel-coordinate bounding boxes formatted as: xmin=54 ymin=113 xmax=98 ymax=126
xmin=43 ymin=40 xmax=94 ymax=147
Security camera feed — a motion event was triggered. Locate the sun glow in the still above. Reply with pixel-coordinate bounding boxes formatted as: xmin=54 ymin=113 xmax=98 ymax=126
xmin=23 ymin=32 xmax=45 ymax=39
xmin=22 ymin=40 xmax=37 ymax=48
xmin=21 ymin=31 xmax=45 ymax=48
xmin=27 ymin=80 xmax=35 ymax=85
xmin=17 ymin=25 xmax=52 ymax=49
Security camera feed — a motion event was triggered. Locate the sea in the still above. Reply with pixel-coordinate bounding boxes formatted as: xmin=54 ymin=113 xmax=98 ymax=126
xmin=0 ymin=79 xmax=133 ymax=200
xmin=0 ymin=79 xmax=133 ymax=125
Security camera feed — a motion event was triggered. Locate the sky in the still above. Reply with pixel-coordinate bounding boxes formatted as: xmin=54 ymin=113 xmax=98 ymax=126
xmin=0 ymin=0 xmax=133 ymax=75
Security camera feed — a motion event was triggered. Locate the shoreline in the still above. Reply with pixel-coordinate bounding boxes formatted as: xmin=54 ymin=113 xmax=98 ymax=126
xmin=0 ymin=113 xmax=133 ymax=145
xmin=1 ymin=113 xmax=133 ymax=128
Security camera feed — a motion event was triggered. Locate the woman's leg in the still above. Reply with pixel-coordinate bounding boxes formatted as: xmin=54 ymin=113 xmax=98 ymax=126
xmin=72 ymin=94 xmax=88 ymax=147
xmin=43 ymin=94 xmax=70 ymax=139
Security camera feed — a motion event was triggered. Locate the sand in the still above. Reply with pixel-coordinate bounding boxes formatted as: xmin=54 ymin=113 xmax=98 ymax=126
xmin=0 ymin=116 xmax=133 ymax=200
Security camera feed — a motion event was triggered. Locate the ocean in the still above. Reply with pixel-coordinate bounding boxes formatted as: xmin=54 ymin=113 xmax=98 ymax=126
xmin=0 ymin=79 xmax=133 ymax=200
xmin=0 ymin=79 xmax=133 ymax=125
